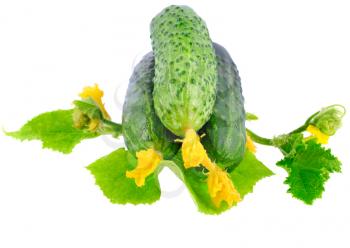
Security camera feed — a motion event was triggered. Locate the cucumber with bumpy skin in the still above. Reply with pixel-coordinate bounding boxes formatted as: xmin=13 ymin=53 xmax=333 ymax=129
xmin=122 ymin=52 xmax=179 ymax=159
xmin=124 ymin=42 xmax=246 ymax=170
xmin=201 ymin=43 xmax=246 ymax=170
xmin=151 ymin=5 xmax=217 ymax=137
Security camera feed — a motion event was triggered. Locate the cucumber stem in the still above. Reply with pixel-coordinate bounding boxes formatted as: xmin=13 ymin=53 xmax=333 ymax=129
xmin=246 ymin=128 xmax=273 ymax=146
xmin=288 ymin=111 xmax=320 ymax=135
xmin=288 ymin=124 xmax=308 ymax=135
xmin=101 ymin=119 xmax=122 ymax=138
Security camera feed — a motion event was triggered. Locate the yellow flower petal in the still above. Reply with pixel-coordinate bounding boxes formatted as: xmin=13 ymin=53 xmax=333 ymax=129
xmin=180 ymin=129 xmax=240 ymax=208
xmin=181 ymin=129 xmax=211 ymax=169
xmin=306 ymin=125 xmax=329 ymax=144
xmin=126 ymin=148 xmax=162 ymax=187
xmin=246 ymin=133 xmax=256 ymax=153
xmin=88 ymin=119 xmax=100 ymax=131
xmin=207 ymin=162 xmax=241 ymax=208
xmin=79 ymin=84 xmax=111 ymax=120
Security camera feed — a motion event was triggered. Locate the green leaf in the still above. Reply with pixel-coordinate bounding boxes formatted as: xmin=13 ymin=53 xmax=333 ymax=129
xmin=171 ymin=150 xmax=273 ymax=214
xmin=273 ymin=133 xmax=304 ymax=155
xmin=87 ymin=148 xmax=161 ymax=204
xmin=277 ymin=140 xmax=341 ymax=204
xmin=246 ymin=112 xmax=259 ymax=121
xmin=231 ymin=151 xmax=274 ymax=197
xmin=6 ymin=109 xmax=98 ymax=154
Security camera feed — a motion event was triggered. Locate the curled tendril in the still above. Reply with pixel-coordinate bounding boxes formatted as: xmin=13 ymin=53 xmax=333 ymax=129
xmin=308 ymin=104 xmax=346 ymax=136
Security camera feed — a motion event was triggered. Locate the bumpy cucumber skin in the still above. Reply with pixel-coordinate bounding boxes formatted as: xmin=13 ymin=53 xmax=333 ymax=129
xmin=124 ymin=42 xmax=245 ymax=169
xmin=122 ymin=53 xmax=180 ymax=160
xmin=200 ymin=43 xmax=246 ymax=170
xmin=151 ymin=5 xmax=217 ymax=137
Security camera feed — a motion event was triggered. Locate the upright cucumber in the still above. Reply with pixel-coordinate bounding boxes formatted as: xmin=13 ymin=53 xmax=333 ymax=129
xmin=125 ymin=43 xmax=245 ymax=172
xmin=125 ymin=43 xmax=245 ymax=206
xmin=122 ymin=52 xmax=179 ymax=159
xmin=151 ymin=5 xmax=217 ymax=137
xmin=201 ymin=43 xmax=246 ymax=170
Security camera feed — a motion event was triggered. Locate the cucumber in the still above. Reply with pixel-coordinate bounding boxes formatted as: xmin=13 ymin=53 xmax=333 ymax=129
xmin=122 ymin=52 xmax=179 ymax=159
xmin=124 ymin=42 xmax=245 ymax=170
xmin=151 ymin=5 xmax=217 ymax=137
xmin=200 ymin=43 xmax=246 ymax=170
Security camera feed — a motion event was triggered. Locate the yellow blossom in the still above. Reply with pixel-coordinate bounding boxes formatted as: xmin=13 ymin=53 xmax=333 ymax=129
xmin=179 ymin=129 xmax=210 ymax=169
xmin=176 ymin=128 xmax=241 ymax=207
xmin=79 ymin=84 xmax=111 ymax=120
xmin=246 ymin=133 xmax=256 ymax=153
xmin=126 ymin=148 xmax=162 ymax=187
xmin=207 ymin=162 xmax=241 ymax=208
xmin=306 ymin=125 xmax=329 ymax=144
xmin=88 ymin=119 xmax=100 ymax=131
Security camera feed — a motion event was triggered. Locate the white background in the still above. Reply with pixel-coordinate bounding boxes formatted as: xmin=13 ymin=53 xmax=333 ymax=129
xmin=0 ymin=0 xmax=349 ymax=247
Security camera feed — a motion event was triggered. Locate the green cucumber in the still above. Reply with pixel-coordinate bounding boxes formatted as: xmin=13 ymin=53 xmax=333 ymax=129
xmin=122 ymin=53 xmax=180 ymax=159
xmin=201 ymin=43 xmax=246 ymax=170
xmin=124 ymin=42 xmax=245 ymax=170
xmin=151 ymin=5 xmax=217 ymax=136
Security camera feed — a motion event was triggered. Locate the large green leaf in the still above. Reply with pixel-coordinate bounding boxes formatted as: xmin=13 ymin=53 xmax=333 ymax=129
xmin=277 ymin=139 xmax=341 ymax=204
xmin=6 ymin=109 xmax=97 ymax=154
xmin=87 ymin=148 xmax=161 ymax=204
xmin=171 ymin=150 xmax=274 ymax=214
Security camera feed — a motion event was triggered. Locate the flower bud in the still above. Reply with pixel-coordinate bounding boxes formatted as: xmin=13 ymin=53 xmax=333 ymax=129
xmin=308 ymin=105 xmax=345 ymax=136
xmin=73 ymin=100 xmax=103 ymax=131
